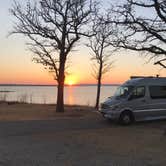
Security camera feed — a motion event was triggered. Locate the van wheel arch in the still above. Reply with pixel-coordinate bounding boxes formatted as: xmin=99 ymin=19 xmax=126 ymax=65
xmin=119 ymin=110 xmax=135 ymax=125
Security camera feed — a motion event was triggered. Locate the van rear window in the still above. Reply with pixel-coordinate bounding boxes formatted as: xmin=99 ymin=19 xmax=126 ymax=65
xmin=149 ymin=86 xmax=166 ymax=99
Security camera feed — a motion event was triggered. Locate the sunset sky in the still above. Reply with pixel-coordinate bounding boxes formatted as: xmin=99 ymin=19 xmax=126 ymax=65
xmin=0 ymin=0 xmax=165 ymax=85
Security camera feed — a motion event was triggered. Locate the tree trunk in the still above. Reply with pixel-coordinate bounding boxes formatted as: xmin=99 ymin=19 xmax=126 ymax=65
xmin=95 ymin=64 xmax=102 ymax=110
xmin=95 ymin=78 xmax=101 ymax=110
xmin=56 ymin=60 xmax=65 ymax=112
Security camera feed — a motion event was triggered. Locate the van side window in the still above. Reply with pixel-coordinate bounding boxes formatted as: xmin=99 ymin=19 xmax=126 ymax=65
xmin=130 ymin=86 xmax=145 ymax=99
xmin=149 ymin=86 xmax=166 ymax=99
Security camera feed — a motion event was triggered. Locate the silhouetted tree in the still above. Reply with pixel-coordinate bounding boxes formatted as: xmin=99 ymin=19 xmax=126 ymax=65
xmin=10 ymin=0 xmax=95 ymax=112
xmin=107 ymin=0 xmax=166 ymax=68
xmin=87 ymin=13 xmax=114 ymax=109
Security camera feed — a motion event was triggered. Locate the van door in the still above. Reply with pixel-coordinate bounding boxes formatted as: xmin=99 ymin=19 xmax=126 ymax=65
xmin=128 ymin=86 xmax=149 ymax=120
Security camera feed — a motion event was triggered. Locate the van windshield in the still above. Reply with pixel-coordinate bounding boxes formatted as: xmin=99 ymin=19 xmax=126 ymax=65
xmin=114 ymin=86 xmax=134 ymax=98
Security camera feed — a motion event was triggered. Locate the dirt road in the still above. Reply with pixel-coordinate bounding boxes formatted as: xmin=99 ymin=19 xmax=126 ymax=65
xmin=0 ymin=112 xmax=166 ymax=166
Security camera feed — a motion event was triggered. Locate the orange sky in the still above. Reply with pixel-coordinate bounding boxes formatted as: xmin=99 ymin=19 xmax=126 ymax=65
xmin=0 ymin=44 xmax=165 ymax=85
xmin=0 ymin=35 xmax=165 ymax=85
xmin=0 ymin=1 xmax=165 ymax=85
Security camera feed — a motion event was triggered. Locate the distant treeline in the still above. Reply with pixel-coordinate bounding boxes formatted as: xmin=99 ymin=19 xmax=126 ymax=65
xmin=0 ymin=91 xmax=14 ymax=93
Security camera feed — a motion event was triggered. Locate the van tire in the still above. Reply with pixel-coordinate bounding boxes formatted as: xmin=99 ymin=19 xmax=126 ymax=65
xmin=119 ymin=111 xmax=134 ymax=125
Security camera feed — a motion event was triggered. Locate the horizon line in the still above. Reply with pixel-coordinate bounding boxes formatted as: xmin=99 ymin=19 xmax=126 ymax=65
xmin=0 ymin=83 xmax=121 ymax=87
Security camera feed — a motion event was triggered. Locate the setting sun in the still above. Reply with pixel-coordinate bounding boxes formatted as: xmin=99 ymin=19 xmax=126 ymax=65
xmin=67 ymin=80 xmax=74 ymax=86
xmin=65 ymin=75 xmax=77 ymax=86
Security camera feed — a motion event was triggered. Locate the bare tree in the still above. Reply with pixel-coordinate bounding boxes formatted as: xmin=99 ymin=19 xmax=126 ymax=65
xmin=10 ymin=0 xmax=95 ymax=112
xmin=107 ymin=0 xmax=166 ymax=68
xmin=87 ymin=14 xmax=114 ymax=109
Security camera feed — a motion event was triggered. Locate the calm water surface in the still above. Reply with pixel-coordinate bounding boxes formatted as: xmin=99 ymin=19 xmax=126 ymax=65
xmin=0 ymin=85 xmax=118 ymax=106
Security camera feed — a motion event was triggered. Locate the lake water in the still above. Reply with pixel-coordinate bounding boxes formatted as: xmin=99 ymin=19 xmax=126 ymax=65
xmin=0 ymin=85 xmax=118 ymax=106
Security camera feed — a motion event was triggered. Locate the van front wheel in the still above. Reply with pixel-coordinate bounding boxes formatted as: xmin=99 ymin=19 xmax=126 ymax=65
xmin=119 ymin=112 xmax=133 ymax=125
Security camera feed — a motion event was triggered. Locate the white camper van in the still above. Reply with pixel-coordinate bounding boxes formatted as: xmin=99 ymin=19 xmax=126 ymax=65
xmin=100 ymin=76 xmax=166 ymax=125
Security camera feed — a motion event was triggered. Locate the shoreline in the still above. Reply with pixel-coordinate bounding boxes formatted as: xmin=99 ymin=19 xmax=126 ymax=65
xmin=0 ymin=84 xmax=120 ymax=87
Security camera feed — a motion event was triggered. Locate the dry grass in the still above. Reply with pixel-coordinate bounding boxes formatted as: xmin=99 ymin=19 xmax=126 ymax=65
xmin=0 ymin=102 xmax=95 ymax=121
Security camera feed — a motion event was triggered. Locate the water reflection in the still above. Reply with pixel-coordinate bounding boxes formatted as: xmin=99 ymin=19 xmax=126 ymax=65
xmin=66 ymin=86 xmax=74 ymax=105
xmin=0 ymin=85 xmax=118 ymax=106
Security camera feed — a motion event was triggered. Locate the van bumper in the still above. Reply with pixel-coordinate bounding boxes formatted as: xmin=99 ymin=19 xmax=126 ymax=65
xmin=99 ymin=109 xmax=120 ymax=121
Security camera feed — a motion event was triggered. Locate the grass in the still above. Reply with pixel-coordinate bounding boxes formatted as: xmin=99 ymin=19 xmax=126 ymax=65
xmin=0 ymin=102 xmax=95 ymax=121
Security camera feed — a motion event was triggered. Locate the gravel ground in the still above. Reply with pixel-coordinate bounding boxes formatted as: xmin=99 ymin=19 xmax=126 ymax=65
xmin=0 ymin=112 xmax=166 ymax=166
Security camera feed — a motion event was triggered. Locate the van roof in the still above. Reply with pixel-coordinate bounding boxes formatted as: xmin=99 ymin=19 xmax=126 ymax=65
xmin=123 ymin=77 xmax=166 ymax=86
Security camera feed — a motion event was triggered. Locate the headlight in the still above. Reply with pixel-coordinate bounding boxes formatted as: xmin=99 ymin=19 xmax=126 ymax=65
xmin=101 ymin=103 xmax=110 ymax=109
xmin=112 ymin=105 xmax=119 ymax=110
xmin=111 ymin=105 xmax=119 ymax=110
xmin=101 ymin=103 xmax=120 ymax=111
